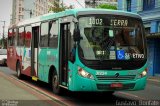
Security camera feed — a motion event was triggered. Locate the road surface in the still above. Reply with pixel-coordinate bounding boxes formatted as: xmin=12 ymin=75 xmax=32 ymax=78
xmin=0 ymin=66 xmax=160 ymax=106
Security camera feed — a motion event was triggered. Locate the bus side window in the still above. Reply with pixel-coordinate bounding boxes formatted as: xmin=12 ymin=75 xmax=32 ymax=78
xmin=12 ymin=28 xmax=17 ymax=46
xmin=18 ymin=27 xmax=25 ymax=46
xmin=25 ymin=25 xmax=32 ymax=48
xmin=8 ymin=28 xmax=17 ymax=47
xmin=49 ymin=20 xmax=58 ymax=48
xmin=8 ymin=29 xmax=12 ymax=46
xmin=69 ymin=23 xmax=76 ymax=63
xmin=40 ymin=22 xmax=49 ymax=47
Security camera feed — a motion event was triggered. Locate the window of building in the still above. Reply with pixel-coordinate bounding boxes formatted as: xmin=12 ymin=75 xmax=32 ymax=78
xmin=49 ymin=20 xmax=58 ymax=48
xmin=40 ymin=22 xmax=49 ymax=47
xmin=143 ymin=0 xmax=155 ymax=10
xmin=19 ymin=7 xmax=21 ymax=11
xmin=19 ymin=15 xmax=23 ymax=20
xmin=25 ymin=25 xmax=32 ymax=47
xmin=126 ymin=0 xmax=131 ymax=12
xmin=18 ymin=27 xmax=25 ymax=46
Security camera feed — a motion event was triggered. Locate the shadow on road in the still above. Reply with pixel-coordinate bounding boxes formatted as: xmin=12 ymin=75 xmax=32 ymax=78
xmin=11 ymin=74 xmax=137 ymax=106
xmin=0 ymin=64 xmax=7 ymax=67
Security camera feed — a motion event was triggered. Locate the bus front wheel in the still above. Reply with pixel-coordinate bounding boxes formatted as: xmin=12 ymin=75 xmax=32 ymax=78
xmin=52 ymin=72 xmax=61 ymax=94
xmin=16 ymin=62 xmax=22 ymax=79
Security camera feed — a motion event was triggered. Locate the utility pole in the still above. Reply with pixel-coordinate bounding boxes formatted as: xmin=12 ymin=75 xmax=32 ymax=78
xmin=0 ymin=20 xmax=6 ymax=48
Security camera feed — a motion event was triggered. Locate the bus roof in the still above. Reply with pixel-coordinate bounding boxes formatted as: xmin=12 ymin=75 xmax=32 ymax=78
xmin=17 ymin=8 xmax=141 ymax=27
xmin=41 ymin=8 xmax=141 ymax=20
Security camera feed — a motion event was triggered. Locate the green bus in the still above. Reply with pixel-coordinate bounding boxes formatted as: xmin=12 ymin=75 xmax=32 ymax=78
xmin=7 ymin=9 xmax=147 ymax=94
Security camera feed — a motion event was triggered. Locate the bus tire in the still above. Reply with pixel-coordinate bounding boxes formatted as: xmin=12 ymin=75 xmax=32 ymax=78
xmin=52 ymin=72 xmax=61 ymax=94
xmin=16 ymin=62 xmax=22 ymax=79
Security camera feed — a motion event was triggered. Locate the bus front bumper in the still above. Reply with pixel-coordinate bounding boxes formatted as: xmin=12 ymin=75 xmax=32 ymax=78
xmin=70 ymin=75 xmax=147 ymax=91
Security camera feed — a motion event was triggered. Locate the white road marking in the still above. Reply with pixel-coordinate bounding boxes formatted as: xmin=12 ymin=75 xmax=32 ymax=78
xmin=117 ymin=92 xmax=146 ymax=100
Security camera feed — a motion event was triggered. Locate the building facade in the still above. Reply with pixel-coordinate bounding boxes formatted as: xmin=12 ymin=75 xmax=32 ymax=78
xmin=85 ymin=0 xmax=117 ymax=8
xmin=118 ymin=0 xmax=160 ymax=76
xmin=11 ymin=0 xmax=24 ymax=24
xmin=11 ymin=0 xmax=54 ymax=24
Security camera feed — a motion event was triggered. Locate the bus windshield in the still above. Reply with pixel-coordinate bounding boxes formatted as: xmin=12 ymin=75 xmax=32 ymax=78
xmin=78 ymin=15 xmax=146 ymax=61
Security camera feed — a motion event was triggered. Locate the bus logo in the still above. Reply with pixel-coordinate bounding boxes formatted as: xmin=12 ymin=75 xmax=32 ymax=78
xmin=115 ymin=73 xmax=120 ymax=78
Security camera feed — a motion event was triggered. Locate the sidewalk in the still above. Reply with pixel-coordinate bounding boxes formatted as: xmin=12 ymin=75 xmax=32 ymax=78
xmin=147 ymin=76 xmax=160 ymax=83
xmin=147 ymin=76 xmax=160 ymax=87
xmin=0 ymin=72 xmax=57 ymax=106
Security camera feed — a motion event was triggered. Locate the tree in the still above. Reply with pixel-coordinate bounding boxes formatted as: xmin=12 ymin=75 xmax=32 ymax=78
xmin=49 ymin=1 xmax=74 ymax=13
xmin=97 ymin=4 xmax=117 ymax=10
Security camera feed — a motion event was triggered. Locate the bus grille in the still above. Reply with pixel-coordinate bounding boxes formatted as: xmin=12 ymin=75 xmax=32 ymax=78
xmin=97 ymin=83 xmax=135 ymax=90
xmin=96 ymin=75 xmax=136 ymax=81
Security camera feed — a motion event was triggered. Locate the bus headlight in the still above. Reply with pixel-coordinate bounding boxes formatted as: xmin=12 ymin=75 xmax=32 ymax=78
xmin=137 ymin=68 xmax=147 ymax=78
xmin=78 ymin=67 xmax=94 ymax=80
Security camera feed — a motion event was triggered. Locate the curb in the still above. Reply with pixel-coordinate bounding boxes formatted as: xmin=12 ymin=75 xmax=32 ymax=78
xmin=147 ymin=78 xmax=160 ymax=83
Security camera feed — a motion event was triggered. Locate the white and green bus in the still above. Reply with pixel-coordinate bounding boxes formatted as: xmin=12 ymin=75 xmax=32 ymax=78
xmin=7 ymin=9 xmax=147 ymax=94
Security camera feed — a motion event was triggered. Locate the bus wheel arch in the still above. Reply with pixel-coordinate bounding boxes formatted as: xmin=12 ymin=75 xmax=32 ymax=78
xmin=49 ymin=65 xmax=61 ymax=94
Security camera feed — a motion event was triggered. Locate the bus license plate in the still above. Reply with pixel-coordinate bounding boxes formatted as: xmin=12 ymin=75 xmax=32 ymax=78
xmin=111 ymin=83 xmax=123 ymax=88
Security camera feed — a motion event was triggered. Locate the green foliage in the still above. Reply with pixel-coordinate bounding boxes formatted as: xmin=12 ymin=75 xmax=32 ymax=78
xmin=49 ymin=1 xmax=74 ymax=13
xmin=97 ymin=4 xmax=117 ymax=10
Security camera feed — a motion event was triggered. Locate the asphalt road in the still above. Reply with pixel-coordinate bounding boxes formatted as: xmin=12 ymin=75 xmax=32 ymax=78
xmin=0 ymin=66 xmax=160 ymax=106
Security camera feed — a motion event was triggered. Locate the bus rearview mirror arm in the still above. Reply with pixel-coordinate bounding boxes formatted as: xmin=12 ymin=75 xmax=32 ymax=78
xmin=73 ymin=18 xmax=78 ymax=23
xmin=73 ymin=28 xmax=81 ymax=42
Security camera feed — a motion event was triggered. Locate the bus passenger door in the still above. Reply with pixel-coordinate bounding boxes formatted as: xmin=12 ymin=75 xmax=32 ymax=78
xmin=31 ymin=26 xmax=39 ymax=79
xmin=60 ymin=23 xmax=71 ymax=86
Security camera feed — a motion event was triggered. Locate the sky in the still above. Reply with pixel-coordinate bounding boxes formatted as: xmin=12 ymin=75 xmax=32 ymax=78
xmin=0 ymin=0 xmax=12 ymax=38
xmin=0 ymin=0 xmax=85 ymax=38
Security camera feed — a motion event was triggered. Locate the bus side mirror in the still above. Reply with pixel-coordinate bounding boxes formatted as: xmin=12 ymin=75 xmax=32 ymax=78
xmin=73 ymin=18 xmax=78 ymax=23
xmin=73 ymin=29 xmax=81 ymax=42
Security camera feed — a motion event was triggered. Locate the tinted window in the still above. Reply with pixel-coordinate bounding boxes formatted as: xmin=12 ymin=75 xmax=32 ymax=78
xmin=40 ymin=22 xmax=48 ymax=47
xmin=8 ymin=29 xmax=16 ymax=46
xmin=13 ymin=29 xmax=16 ymax=46
xmin=79 ymin=16 xmax=145 ymax=61
xmin=49 ymin=20 xmax=58 ymax=48
xmin=8 ymin=29 xmax=13 ymax=46
xmin=18 ymin=27 xmax=25 ymax=46
xmin=25 ymin=25 xmax=32 ymax=47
